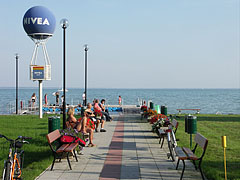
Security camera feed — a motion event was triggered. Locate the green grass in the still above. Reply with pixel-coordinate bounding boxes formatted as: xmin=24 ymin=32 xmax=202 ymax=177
xmin=0 ymin=114 xmax=240 ymax=180
xmin=174 ymin=114 xmax=240 ymax=180
xmin=0 ymin=114 xmax=59 ymax=180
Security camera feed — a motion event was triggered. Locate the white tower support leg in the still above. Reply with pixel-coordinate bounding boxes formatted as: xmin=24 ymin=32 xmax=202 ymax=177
xmin=39 ymin=80 xmax=43 ymax=118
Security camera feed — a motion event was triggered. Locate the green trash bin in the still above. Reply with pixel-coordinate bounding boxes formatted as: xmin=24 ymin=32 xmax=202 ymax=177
xmin=186 ymin=115 xmax=197 ymax=134
xmin=48 ymin=116 xmax=60 ymax=133
xmin=154 ymin=105 xmax=160 ymax=114
xmin=150 ymin=102 xmax=154 ymax=109
xmin=161 ymin=106 xmax=167 ymax=115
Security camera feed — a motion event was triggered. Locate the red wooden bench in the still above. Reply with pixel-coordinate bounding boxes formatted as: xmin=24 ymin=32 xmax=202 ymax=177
xmin=175 ymin=133 xmax=208 ymax=180
xmin=46 ymin=129 xmax=78 ymax=170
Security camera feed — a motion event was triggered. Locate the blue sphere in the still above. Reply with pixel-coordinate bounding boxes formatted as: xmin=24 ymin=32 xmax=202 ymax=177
xmin=23 ymin=6 xmax=56 ymax=40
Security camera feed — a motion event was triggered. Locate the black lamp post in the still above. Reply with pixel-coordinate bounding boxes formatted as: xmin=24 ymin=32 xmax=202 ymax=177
xmin=84 ymin=44 xmax=88 ymax=106
xmin=15 ymin=53 xmax=19 ymax=115
xmin=60 ymin=18 xmax=69 ymax=129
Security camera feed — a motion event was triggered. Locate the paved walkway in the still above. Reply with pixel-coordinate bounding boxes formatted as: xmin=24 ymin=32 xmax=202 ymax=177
xmin=36 ymin=114 xmax=203 ymax=180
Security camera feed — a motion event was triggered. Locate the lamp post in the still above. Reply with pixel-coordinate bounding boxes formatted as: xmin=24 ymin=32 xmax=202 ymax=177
xmin=60 ymin=18 xmax=69 ymax=129
xmin=84 ymin=44 xmax=88 ymax=106
xmin=15 ymin=53 xmax=19 ymax=115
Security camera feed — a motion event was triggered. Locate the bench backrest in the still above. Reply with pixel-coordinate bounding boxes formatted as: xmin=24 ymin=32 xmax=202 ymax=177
xmin=194 ymin=133 xmax=208 ymax=150
xmin=172 ymin=119 xmax=179 ymax=129
xmin=46 ymin=129 xmax=61 ymax=144
xmin=170 ymin=119 xmax=179 ymax=134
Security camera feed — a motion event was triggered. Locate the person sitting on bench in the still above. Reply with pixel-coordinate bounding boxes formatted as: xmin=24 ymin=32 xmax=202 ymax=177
xmin=67 ymin=107 xmax=82 ymax=131
xmin=85 ymin=103 xmax=97 ymax=122
xmin=99 ymin=99 xmax=112 ymax=121
xmin=81 ymin=111 xmax=96 ymax=147
xmin=94 ymin=100 xmax=107 ymax=132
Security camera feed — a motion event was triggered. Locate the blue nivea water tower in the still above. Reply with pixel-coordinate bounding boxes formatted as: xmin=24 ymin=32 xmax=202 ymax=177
xmin=23 ymin=6 xmax=56 ymax=40
xmin=23 ymin=6 xmax=56 ymax=118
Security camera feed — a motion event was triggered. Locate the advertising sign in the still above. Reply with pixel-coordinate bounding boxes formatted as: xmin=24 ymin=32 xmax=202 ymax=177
xmin=32 ymin=66 xmax=44 ymax=80
xmin=23 ymin=6 xmax=56 ymax=39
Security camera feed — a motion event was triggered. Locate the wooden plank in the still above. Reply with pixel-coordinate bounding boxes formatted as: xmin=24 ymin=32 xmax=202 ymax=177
xmin=56 ymin=144 xmax=69 ymax=153
xmin=46 ymin=129 xmax=61 ymax=144
xmin=175 ymin=147 xmax=188 ymax=160
xmin=182 ymin=147 xmax=198 ymax=160
xmin=64 ymin=143 xmax=78 ymax=152
xmin=171 ymin=119 xmax=178 ymax=128
xmin=194 ymin=133 xmax=208 ymax=150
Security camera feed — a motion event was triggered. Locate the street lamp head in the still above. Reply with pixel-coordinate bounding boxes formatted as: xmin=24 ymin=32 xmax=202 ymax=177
xmin=15 ymin=53 xmax=19 ymax=59
xmin=84 ymin=44 xmax=89 ymax=51
xmin=60 ymin=18 xmax=69 ymax=29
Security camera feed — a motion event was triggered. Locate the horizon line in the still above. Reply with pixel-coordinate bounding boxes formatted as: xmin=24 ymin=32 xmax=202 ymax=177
xmin=0 ymin=87 xmax=239 ymax=90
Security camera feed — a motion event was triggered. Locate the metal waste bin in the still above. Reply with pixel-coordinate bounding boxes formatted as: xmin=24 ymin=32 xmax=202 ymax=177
xmin=155 ymin=105 xmax=160 ymax=114
xmin=161 ymin=106 xmax=167 ymax=115
xmin=150 ymin=102 xmax=154 ymax=109
xmin=185 ymin=115 xmax=197 ymax=134
xmin=48 ymin=116 xmax=60 ymax=133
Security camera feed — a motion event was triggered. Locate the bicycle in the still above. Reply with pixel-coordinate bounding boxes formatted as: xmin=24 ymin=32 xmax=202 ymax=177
xmin=166 ymin=125 xmax=178 ymax=161
xmin=0 ymin=134 xmax=31 ymax=180
xmin=158 ymin=118 xmax=179 ymax=162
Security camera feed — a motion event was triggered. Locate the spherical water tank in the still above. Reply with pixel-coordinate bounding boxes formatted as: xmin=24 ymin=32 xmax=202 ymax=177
xmin=23 ymin=6 xmax=56 ymax=40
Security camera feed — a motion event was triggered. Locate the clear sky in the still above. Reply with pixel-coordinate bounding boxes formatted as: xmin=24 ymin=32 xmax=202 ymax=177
xmin=0 ymin=0 xmax=239 ymax=89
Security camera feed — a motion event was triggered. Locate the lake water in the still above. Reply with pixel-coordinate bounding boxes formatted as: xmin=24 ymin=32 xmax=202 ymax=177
xmin=0 ymin=88 xmax=239 ymax=115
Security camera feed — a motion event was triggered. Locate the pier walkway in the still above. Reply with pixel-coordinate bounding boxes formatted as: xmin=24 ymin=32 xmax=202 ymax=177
xmin=36 ymin=114 xmax=203 ymax=180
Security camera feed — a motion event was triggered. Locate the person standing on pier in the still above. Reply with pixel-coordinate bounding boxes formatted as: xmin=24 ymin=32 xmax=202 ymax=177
xmin=31 ymin=93 xmax=36 ymax=107
xmin=61 ymin=95 xmax=64 ymax=105
xmin=44 ymin=93 xmax=48 ymax=106
xmin=54 ymin=92 xmax=60 ymax=106
xmin=118 ymin=96 xmax=122 ymax=106
xmin=82 ymin=92 xmax=86 ymax=105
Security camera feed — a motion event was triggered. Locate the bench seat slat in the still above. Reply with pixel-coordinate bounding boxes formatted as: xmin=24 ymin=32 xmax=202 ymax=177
xmin=56 ymin=144 xmax=69 ymax=153
xmin=182 ymin=147 xmax=198 ymax=160
xmin=65 ymin=143 xmax=78 ymax=152
xmin=175 ymin=147 xmax=188 ymax=160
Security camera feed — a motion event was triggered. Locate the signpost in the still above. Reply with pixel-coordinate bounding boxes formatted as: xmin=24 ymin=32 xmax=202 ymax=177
xmin=222 ymin=136 xmax=227 ymax=180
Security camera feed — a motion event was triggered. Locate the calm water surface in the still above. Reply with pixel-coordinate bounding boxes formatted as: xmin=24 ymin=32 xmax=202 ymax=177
xmin=0 ymin=88 xmax=239 ymax=115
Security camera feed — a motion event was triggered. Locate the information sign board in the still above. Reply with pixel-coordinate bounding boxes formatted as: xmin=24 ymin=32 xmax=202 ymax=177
xmin=33 ymin=66 xmax=44 ymax=80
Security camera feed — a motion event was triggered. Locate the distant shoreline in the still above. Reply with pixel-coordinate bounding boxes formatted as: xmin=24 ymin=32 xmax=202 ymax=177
xmin=0 ymin=87 xmax=239 ymax=90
